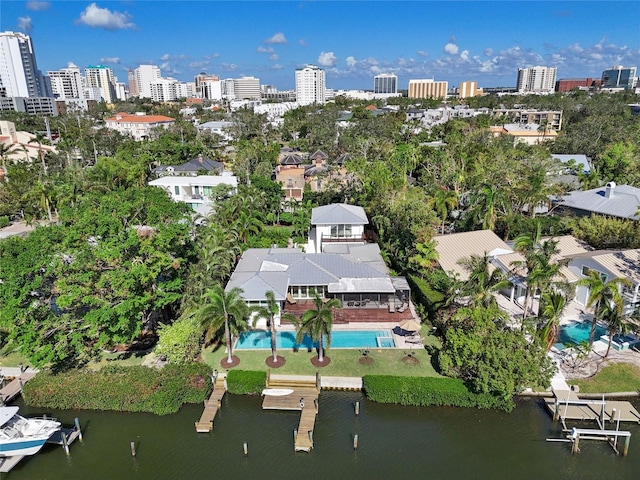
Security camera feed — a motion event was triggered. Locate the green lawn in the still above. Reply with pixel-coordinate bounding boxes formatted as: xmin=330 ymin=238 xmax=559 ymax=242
xmin=200 ymin=343 xmax=441 ymax=378
xmin=569 ymin=363 xmax=640 ymax=393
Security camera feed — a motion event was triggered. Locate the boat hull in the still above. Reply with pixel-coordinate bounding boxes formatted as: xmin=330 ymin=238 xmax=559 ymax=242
xmin=0 ymin=437 xmax=49 ymax=456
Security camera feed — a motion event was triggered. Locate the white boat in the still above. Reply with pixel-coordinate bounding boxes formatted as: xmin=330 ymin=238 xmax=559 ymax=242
xmin=0 ymin=406 xmax=61 ymax=457
xmin=262 ymin=388 xmax=294 ymax=396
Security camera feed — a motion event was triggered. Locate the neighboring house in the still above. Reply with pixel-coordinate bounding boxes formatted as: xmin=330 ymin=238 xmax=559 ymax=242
xmin=490 ymin=123 xmax=558 ymax=145
xmin=196 ymin=121 xmax=234 ymax=142
xmin=105 ymin=112 xmax=175 ymax=141
xmin=307 ymin=203 xmax=369 ymax=254
xmin=568 ymin=249 xmax=640 ymax=317
xmin=556 ymin=182 xmax=640 ymax=221
xmin=148 ymin=174 xmax=238 ymax=210
xmin=551 ymin=154 xmax=591 ymax=174
xmin=434 ymin=230 xmax=589 ymax=308
xmin=275 ymin=153 xmax=305 ymax=201
xmin=152 ymin=155 xmax=224 ymax=177
xmin=226 ymin=203 xmax=412 ymax=327
xmin=0 ymin=120 xmax=56 ymax=167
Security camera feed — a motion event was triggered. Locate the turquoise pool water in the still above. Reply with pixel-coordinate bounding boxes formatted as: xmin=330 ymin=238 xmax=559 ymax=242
xmin=235 ymin=330 xmax=395 ymax=350
xmin=558 ymin=321 xmax=606 ymax=347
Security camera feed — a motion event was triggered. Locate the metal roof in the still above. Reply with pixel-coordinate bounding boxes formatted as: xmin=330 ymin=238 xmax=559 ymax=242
xmin=434 ymin=230 xmax=513 ymax=281
xmin=311 ymin=204 xmax=368 ymax=225
xmin=551 ymin=154 xmax=591 ymax=173
xmin=568 ymin=249 xmax=640 ymax=284
xmin=558 ymin=184 xmax=640 ymax=220
xmin=225 ymin=271 xmax=289 ymax=300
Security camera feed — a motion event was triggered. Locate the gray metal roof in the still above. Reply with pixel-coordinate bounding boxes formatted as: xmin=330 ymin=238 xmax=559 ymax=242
xmin=225 ymin=271 xmax=289 ymax=300
xmin=311 ymin=204 xmax=368 ymax=225
xmin=558 ymin=184 xmax=640 ymax=220
xmin=551 ymin=154 xmax=591 ymax=173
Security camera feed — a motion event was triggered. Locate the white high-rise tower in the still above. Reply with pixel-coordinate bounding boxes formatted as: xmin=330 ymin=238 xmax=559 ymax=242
xmin=295 ymin=65 xmax=325 ymax=106
xmin=517 ymin=66 xmax=557 ymax=93
xmin=134 ymin=64 xmax=162 ymax=98
xmin=84 ymin=65 xmax=117 ymax=103
xmin=0 ymin=31 xmax=47 ymax=97
xmin=48 ymin=63 xmax=85 ymax=99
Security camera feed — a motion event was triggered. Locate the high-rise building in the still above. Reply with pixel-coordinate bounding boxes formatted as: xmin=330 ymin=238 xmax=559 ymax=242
xmin=295 ymin=65 xmax=326 ymax=105
xmin=84 ymin=65 xmax=117 ymax=103
xmin=127 ymin=69 xmax=138 ymax=97
xmin=458 ymin=80 xmax=482 ymax=99
xmin=516 ymin=66 xmax=557 ymax=93
xmin=408 ymin=79 xmax=448 ymax=99
xmin=195 ymin=73 xmax=223 ymax=100
xmin=48 ymin=63 xmax=84 ymax=99
xmin=233 ymin=76 xmax=261 ymax=100
xmin=134 ymin=64 xmax=162 ymax=98
xmin=0 ymin=31 xmax=47 ymax=97
xmin=374 ymin=74 xmax=397 ymax=94
xmin=601 ymin=66 xmax=637 ymax=89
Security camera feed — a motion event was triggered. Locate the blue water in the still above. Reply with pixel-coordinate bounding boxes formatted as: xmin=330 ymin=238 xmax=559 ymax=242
xmin=558 ymin=321 xmax=606 ymax=346
xmin=235 ymin=330 xmax=395 ymax=350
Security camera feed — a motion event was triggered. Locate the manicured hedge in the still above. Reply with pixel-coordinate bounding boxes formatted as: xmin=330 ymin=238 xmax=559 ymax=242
xmin=226 ymin=370 xmax=266 ymax=395
xmin=407 ymin=274 xmax=445 ymax=321
xmin=363 ymin=375 xmax=513 ymax=411
xmin=23 ymin=363 xmax=212 ymax=415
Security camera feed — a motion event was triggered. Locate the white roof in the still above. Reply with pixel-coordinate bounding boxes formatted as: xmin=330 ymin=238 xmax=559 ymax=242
xmin=149 ymin=175 xmax=238 ymax=188
xmin=327 ymin=277 xmax=395 ymax=294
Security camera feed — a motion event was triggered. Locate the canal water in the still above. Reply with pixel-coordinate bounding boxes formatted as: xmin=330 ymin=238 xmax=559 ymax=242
xmin=10 ymin=393 xmax=640 ymax=480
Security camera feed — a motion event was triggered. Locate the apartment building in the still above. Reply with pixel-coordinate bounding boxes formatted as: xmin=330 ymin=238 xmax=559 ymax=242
xmin=295 ymin=65 xmax=326 ymax=105
xmin=47 ymin=63 xmax=84 ymax=100
xmin=84 ymin=65 xmax=117 ymax=103
xmin=458 ymin=80 xmax=482 ymax=99
xmin=374 ymin=74 xmax=398 ymax=94
xmin=408 ymin=79 xmax=448 ymax=99
xmin=0 ymin=31 xmax=47 ymax=98
xmin=601 ymin=65 xmax=637 ymax=89
xmin=516 ymin=66 xmax=557 ymax=93
xmin=134 ymin=64 xmax=162 ymax=98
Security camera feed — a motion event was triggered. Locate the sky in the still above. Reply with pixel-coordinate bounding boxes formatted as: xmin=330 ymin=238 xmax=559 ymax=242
xmin=1 ymin=1 xmax=639 ymax=91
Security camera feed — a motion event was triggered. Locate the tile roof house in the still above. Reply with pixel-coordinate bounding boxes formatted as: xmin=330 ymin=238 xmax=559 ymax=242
xmin=152 ymin=155 xmax=224 ymax=177
xmin=105 ymin=112 xmax=175 ymax=141
xmin=556 ymin=182 xmax=640 ymax=221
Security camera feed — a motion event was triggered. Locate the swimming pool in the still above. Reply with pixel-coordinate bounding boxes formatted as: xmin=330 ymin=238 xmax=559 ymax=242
xmin=558 ymin=321 xmax=606 ymax=347
xmin=235 ymin=330 xmax=396 ymax=350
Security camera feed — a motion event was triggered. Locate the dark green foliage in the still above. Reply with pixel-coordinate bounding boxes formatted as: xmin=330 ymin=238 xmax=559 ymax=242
xmin=571 ymin=215 xmax=640 ymax=249
xmin=363 ymin=375 xmax=512 ymax=411
xmin=247 ymin=226 xmax=293 ymax=248
xmin=226 ymin=370 xmax=266 ymax=395
xmin=407 ymin=273 xmax=445 ymax=321
xmin=22 ymin=363 xmax=212 ymax=415
xmin=0 ymin=216 xmax=9 ymax=228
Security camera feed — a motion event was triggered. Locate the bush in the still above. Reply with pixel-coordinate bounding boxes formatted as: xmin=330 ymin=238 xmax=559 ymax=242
xmin=363 ymin=375 xmax=513 ymax=411
xmin=0 ymin=216 xmax=9 ymax=229
xmin=23 ymin=363 xmax=212 ymax=415
xmin=247 ymin=226 xmax=293 ymax=248
xmin=226 ymin=370 xmax=266 ymax=395
xmin=408 ymin=274 xmax=445 ymax=321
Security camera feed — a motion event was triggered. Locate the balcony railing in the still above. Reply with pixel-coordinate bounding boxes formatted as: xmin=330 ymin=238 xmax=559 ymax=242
xmin=321 ymin=234 xmax=365 ymax=243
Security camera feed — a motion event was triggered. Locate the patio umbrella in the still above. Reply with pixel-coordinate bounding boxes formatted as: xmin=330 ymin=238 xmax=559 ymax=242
xmin=399 ymin=319 xmax=421 ymax=332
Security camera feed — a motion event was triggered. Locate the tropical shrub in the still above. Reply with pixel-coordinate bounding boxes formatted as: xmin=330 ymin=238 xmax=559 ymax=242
xmin=0 ymin=216 xmax=9 ymax=228
xmin=23 ymin=363 xmax=212 ymax=415
xmin=408 ymin=273 xmax=445 ymax=321
xmin=363 ymin=375 xmax=513 ymax=411
xmin=226 ymin=370 xmax=266 ymax=395
xmin=155 ymin=317 xmax=202 ymax=364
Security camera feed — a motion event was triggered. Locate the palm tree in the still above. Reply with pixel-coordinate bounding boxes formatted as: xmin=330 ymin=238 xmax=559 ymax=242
xmin=600 ymin=300 xmax=632 ymax=358
xmin=408 ymin=240 xmax=439 ymax=278
xmin=471 ymin=184 xmax=503 ymax=231
xmin=539 ymin=291 xmax=567 ymax=352
xmin=427 ymin=187 xmax=458 ymax=234
xmin=293 ymin=294 xmax=342 ymax=364
xmin=253 ymin=290 xmax=281 ymax=364
xmin=458 ymin=253 xmax=511 ymax=308
xmin=195 ymin=285 xmax=250 ymax=365
xmin=0 ymin=143 xmax=18 ymax=182
xmin=576 ymin=270 xmax=631 ymax=346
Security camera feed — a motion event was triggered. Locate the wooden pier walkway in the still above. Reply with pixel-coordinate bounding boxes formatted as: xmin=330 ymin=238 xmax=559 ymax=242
xmin=195 ymin=376 xmax=227 ymax=433
xmin=0 ymin=370 xmax=36 ymax=404
xmin=262 ymin=373 xmax=320 ymax=452
xmin=545 ymin=389 xmax=640 ymax=424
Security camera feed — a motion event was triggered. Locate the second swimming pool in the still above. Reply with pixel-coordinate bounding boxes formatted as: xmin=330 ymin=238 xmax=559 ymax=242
xmin=235 ymin=329 xmax=396 ymax=350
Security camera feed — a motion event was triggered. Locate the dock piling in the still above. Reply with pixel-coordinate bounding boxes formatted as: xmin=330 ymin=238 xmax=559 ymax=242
xmin=355 ymin=401 xmax=360 ymax=416
xmin=353 ymin=434 xmax=359 ymax=450
xmin=130 ymin=441 xmax=136 ymax=457
xmin=243 ymin=442 xmax=248 ymax=456
xmin=61 ymin=432 xmax=70 ymax=456
xmin=74 ymin=418 xmax=83 ymax=442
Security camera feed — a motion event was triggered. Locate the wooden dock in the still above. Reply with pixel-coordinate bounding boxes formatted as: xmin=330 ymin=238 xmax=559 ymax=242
xmin=195 ymin=376 xmax=227 ymax=433
xmin=545 ymin=389 xmax=640 ymax=424
xmin=262 ymin=373 xmax=320 ymax=452
xmin=0 ymin=370 xmax=36 ymax=404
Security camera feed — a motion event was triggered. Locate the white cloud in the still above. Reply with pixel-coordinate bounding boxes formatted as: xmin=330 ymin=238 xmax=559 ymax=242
xmin=26 ymin=1 xmax=49 ymax=11
xmin=203 ymin=53 xmax=220 ymax=60
xmin=484 ymin=48 xmax=493 ymax=56
xmin=100 ymin=57 xmax=120 ymax=64
xmin=271 ymin=64 xmax=284 ymax=70
xmin=317 ymin=51 xmax=337 ymax=67
xmin=444 ymin=43 xmax=459 ymax=55
xmin=590 ymin=53 xmax=603 ymax=61
xmin=298 ymin=39 xmax=307 ymax=46
xmin=345 ymin=56 xmax=357 ymax=67
xmin=269 ymin=54 xmax=279 ymax=61
xmin=17 ymin=17 xmax=33 ymax=33
xmin=257 ymin=46 xmax=274 ymax=54
xmin=160 ymin=53 xmax=171 ymax=61
xmin=76 ymin=3 xmax=135 ymax=30
xmin=417 ymin=50 xmax=429 ymax=57
xmin=265 ymin=32 xmax=287 ymax=44
xmin=460 ymin=50 xmax=470 ymax=61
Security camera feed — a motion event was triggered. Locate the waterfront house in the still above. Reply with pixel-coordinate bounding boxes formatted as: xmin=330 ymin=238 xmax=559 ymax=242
xmin=555 ymin=182 xmax=640 ymax=221
xmin=152 ymin=155 xmax=224 ymax=177
xmin=148 ymin=173 xmax=238 ymax=210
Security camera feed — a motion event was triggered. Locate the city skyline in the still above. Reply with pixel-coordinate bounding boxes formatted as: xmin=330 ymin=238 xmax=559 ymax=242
xmin=1 ymin=1 xmax=639 ymax=91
